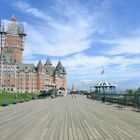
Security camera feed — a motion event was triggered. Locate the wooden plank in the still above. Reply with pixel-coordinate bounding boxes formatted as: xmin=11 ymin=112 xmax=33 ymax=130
xmin=0 ymin=96 xmax=140 ymax=140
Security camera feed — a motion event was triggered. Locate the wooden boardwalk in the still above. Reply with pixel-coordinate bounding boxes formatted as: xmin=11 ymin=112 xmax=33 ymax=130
xmin=0 ymin=95 xmax=140 ymax=140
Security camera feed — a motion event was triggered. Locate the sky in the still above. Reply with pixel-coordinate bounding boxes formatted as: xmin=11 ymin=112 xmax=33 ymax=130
xmin=1 ymin=0 xmax=140 ymax=91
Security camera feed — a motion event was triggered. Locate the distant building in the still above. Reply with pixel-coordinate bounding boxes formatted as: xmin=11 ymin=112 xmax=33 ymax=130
xmin=0 ymin=16 xmax=67 ymax=93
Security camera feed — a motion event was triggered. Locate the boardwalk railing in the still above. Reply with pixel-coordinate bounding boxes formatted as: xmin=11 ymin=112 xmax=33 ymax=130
xmin=87 ymin=93 xmax=140 ymax=112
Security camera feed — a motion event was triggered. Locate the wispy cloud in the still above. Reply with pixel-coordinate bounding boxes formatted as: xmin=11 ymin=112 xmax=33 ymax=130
xmin=12 ymin=0 xmax=50 ymax=21
xmin=62 ymin=53 xmax=140 ymax=80
xmin=9 ymin=0 xmax=110 ymax=57
xmin=101 ymin=36 xmax=140 ymax=55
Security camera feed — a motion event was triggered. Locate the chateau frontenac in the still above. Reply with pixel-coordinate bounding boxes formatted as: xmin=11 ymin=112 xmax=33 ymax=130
xmin=0 ymin=15 xmax=66 ymax=93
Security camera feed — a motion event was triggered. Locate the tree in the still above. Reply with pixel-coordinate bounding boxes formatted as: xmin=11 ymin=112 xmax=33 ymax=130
xmin=133 ymin=90 xmax=140 ymax=95
xmin=126 ymin=89 xmax=134 ymax=95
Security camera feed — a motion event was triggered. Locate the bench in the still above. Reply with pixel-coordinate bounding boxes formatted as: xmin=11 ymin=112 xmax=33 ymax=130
xmin=13 ymin=99 xmax=18 ymax=104
xmin=2 ymin=99 xmax=9 ymax=106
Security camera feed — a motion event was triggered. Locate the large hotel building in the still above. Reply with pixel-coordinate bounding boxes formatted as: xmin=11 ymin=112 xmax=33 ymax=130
xmin=0 ymin=15 xmax=67 ymax=93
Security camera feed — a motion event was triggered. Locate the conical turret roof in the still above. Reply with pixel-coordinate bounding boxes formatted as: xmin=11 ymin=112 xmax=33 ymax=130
xmin=45 ymin=58 xmax=52 ymax=66
xmin=55 ymin=60 xmax=66 ymax=75
xmin=56 ymin=60 xmax=63 ymax=69
xmin=37 ymin=60 xmax=43 ymax=68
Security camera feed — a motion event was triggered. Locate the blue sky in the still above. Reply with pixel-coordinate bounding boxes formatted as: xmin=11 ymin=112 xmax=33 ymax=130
xmin=1 ymin=0 xmax=140 ymax=91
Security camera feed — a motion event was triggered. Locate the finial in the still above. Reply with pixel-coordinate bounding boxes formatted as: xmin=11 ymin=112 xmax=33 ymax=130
xmin=11 ymin=15 xmax=16 ymax=21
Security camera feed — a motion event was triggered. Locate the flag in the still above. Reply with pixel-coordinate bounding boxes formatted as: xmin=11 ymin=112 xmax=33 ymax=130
xmin=101 ymin=70 xmax=104 ymax=75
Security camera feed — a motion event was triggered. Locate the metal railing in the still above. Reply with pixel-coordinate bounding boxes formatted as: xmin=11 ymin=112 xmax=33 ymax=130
xmin=87 ymin=92 xmax=140 ymax=112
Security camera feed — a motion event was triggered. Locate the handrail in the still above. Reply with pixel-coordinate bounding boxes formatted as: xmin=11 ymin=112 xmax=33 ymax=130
xmin=87 ymin=93 xmax=140 ymax=112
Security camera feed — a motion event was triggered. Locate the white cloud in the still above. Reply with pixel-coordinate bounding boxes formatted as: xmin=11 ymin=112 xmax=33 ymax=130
xmin=81 ymin=80 xmax=94 ymax=85
xmin=102 ymin=37 xmax=140 ymax=55
xmin=62 ymin=53 xmax=110 ymax=69
xmin=9 ymin=0 xmax=110 ymax=57
xmin=25 ymin=19 xmax=93 ymax=56
xmin=61 ymin=53 xmax=140 ymax=80
xmin=13 ymin=1 xmax=50 ymax=21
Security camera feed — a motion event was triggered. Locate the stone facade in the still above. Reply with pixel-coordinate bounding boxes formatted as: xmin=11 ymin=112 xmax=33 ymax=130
xmin=0 ymin=16 xmax=67 ymax=93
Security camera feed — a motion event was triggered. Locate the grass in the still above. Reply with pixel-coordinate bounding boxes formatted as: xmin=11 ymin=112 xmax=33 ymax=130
xmin=0 ymin=92 xmax=38 ymax=106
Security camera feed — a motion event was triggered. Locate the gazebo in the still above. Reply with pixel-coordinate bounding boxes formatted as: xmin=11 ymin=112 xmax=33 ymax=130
xmin=94 ymin=81 xmax=116 ymax=94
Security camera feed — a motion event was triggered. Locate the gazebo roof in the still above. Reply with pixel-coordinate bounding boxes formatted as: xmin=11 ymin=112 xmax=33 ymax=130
xmin=94 ymin=81 xmax=116 ymax=88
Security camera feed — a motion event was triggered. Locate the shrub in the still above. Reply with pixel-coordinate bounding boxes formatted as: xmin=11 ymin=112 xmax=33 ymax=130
xmin=19 ymin=99 xmax=24 ymax=103
xmin=126 ymin=89 xmax=134 ymax=95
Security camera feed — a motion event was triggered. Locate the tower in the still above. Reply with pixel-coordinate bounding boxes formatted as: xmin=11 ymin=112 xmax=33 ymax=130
xmin=44 ymin=58 xmax=55 ymax=90
xmin=54 ymin=61 xmax=67 ymax=90
xmin=0 ymin=15 xmax=26 ymax=64
xmin=36 ymin=60 xmax=45 ymax=92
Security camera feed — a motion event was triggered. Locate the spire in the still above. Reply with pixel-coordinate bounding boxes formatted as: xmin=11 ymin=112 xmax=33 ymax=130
xmin=11 ymin=15 xmax=16 ymax=21
xmin=44 ymin=58 xmax=52 ymax=66
xmin=37 ymin=60 xmax=43 ymax=68
xmin=56 ymin=60 xmax=63 ymax=69
xmin=55 ymin=60 xmax=66 ymax=75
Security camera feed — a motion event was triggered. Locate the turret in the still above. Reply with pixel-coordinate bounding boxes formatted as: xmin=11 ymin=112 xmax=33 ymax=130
xmin=44 ymin=58 xmax=52 ymax=66
xmin=54 ymin=60 xmax=67 ymax=90
xmin=36 ymin=60 xmax=43 ymax=69
xmin=36 ymin=60 xmax=45 ymax=92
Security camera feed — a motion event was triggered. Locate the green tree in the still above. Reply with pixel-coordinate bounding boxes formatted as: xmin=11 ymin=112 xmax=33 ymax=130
xmin=133 ymin=90 xmax=140 ymax=95
xmin=126 ymin=89 xmax=134 ymax=95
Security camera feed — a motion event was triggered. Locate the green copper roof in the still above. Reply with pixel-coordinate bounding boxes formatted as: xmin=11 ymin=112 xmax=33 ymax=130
xmin=17 ymin=64 xmax=36 ymax=72
xmin=37 ymin=60 xmax=43 ymax=68
xmin=56 ymin=61 xmax=63 ymax=69
xmin=55 ymin=61 xmax=66 ymax=75
xmin=45 ymin=58 xmax=52 ymax=66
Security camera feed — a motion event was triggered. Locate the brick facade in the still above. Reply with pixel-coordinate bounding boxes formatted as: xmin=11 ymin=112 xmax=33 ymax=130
xmin=0 ymin=16 xmax=67 ymax=93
